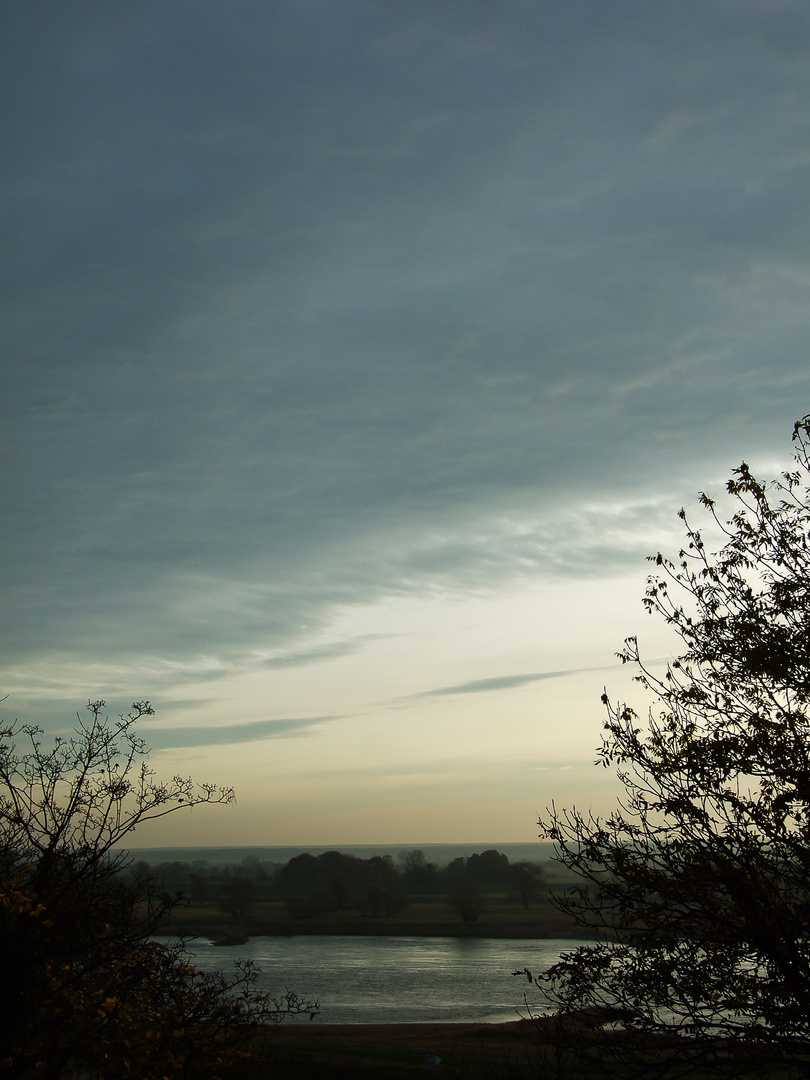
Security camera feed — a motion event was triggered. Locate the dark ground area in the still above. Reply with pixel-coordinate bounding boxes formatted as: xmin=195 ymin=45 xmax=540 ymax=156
xmin=164 ymin=897 xmax=585 ymax=941
xmin=260 ymin=1019 xmax=553 ymax=1079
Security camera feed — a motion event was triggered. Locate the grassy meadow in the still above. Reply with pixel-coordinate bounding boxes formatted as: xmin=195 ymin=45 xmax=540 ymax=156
xmin=165 ymin=892 xmax=587 ymax=942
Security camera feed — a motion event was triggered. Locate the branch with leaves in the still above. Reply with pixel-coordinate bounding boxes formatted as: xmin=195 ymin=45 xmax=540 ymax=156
xmin=521 ymin=416 xmax=810 ymax=1079
xmin=0 ymin=701 xmax=316 ymax=1079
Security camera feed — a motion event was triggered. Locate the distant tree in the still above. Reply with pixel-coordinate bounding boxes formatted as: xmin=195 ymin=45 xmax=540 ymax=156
xmin=366 ymin=854 xmax=399 ymax=888
xmin=399 ymin=848 xmax=429 ymax=875
xmin=442 ymin=850 xmax=511 ymax=896
xmin=399 ymin=849 xmax=440 ymax=894
xmin=277 ymin=850 xmax=404 ymax=917
xmin=519 ymin=417 xmax=810 ymax=1077
xmin=327 ymin=870 xmax=349 ymax=909
xmin=317 ymin=850 xmax=353 ymax=908
xmin=360 ymin=886 xmax=407 ymax=917
xmin=510 ymin=861 xmax=544 ymax=910
xmin=0 ymin=700 xmax=316 ymax=1078
xmin=466 ymin=849 xmax=511 ymax=891
xmin=277 ymin=851 xmax=321 ymax=895
xmin=221 ymin=874 xmax=255 ymax=919
xmin=188 ymin=870 xmax=211 ymax=906
xmin=443 ymin=855 xmax=467 ymax=882
xmin=449 ymin=883 xmax=486 ymax=925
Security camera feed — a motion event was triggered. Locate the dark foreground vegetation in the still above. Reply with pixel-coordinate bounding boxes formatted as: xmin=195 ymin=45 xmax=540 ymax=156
xmin=516 ymin=415 xmax=810 ymax=1078
xmin=246 ymin=1017 xmax=806 ymax=1080
xmin=0 ymin=701 xmax=317 ymax=1079
xmin=6 ymin=416 xmax=810 ymax=1079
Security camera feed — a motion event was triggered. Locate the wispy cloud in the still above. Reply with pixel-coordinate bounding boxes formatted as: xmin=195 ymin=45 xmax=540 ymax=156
xmin=409 ymin=667 xmax=607 ymax=699
xmin=260 ymin=634 xmax=398 ymax=669
xmin=143 ymin=715 xmax=342 ymax=750
xmin=261 ymin=642 xmax=359 ymax=668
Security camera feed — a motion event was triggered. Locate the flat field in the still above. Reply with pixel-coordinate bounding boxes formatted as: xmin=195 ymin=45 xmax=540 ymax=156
xmin=165 ymin=896 xmax=586 ymax=941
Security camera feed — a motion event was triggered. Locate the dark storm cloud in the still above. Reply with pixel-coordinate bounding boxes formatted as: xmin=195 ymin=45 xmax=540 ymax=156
xmin=2 ymin=1 xmax=810 ymax=691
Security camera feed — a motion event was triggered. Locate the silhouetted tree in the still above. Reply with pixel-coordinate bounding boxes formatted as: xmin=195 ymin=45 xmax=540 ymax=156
xmin=443 ymin=855 xmax=467 ymax=882
xmin=221 ymin=874 xmax=255 ymax=919
xmin=449 ymin=883 xmax=486 ymax=924
xmin=318 ymin=850 xmax=352 ymax=908
xmin=399 ymin=848 xmax=429 ymax=875
xmin=0 ymin=700 xmax=316 ymax=1078
xmin=466 ymin=849 xmax=511 ymax=890
xmin=188 ymin=870 xmax=211 ymax=905
xmin=510 ymin=861 xmax=544 ymax=910
xmin=366 ymin=854 xmax=399 ymax=888
xmin=520 ymin=417 xmax=810 ymax=1077
xmin=398 ymin=848 xmax=440 ymax=893
xmin=153 ymin=860 xmax=192 ymax=892
xmin=276 ymin=850 xmax=404 ymax=917
xmin=360 ymin=886 xmax=407 ymax=917
xmin=277 ymin=851 xmax=321 ymax=894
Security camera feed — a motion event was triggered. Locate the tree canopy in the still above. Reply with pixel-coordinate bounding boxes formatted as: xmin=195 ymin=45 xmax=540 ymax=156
xmin=0 ymin=701 xmax=316 ymax=1079
xmin=520 ymin=416 xmax=810 ymax=1078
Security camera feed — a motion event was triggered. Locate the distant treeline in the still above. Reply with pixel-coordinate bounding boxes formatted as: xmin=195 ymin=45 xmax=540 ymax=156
xmin=128 ymin=848 xmax=548 ymax=923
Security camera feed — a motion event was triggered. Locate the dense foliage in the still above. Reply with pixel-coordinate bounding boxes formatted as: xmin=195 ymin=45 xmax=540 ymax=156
xmin=0 ymin=701 xmax=316 ymax=1079
xmin=141 ymin=845 xmax=543 ymax=925
xmin=520 ymin=417 xmax=810 ymax=1077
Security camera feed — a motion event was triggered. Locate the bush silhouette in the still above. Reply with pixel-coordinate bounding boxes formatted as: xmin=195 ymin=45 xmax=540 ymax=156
xmin=0 ymin=700 xmax=316 ymax=1078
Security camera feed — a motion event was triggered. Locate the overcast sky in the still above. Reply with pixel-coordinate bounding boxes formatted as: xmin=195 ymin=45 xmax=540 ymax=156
xmin=2 ymin=1 xmax=810 ymax=846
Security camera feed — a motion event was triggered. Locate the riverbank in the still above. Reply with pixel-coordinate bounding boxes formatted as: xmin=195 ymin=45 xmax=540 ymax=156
xmin=255 ymin=1019 xmax=764 ymax=1079
xmin=164 ymin=897 xmax=587 ymax=942
xmin=255 ymin=1018 xmax=550 ymax=1079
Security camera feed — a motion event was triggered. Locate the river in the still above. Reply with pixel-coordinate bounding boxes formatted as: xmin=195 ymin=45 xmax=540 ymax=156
xmin=175 ymin=935 xmax=588 ymax=1025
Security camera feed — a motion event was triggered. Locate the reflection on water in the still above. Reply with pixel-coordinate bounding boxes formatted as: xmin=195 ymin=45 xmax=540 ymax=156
xmin=170 ymin=935 xmax=588 ymax=1025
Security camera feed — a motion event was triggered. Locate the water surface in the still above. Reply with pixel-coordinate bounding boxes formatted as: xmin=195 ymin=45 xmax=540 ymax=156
xmin=178 ymin=935 xmax=588 ymax=1024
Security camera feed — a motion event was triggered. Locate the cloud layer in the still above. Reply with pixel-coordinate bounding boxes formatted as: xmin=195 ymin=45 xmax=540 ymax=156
xmin=2 ymin=3 xmax=810 ymax=799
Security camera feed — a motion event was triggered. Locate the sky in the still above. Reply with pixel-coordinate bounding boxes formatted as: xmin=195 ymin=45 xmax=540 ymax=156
xmin=2 ymin=0 xmax=810 ymax=847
